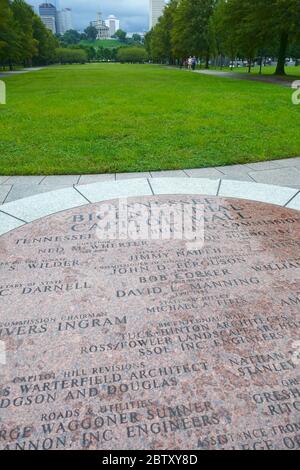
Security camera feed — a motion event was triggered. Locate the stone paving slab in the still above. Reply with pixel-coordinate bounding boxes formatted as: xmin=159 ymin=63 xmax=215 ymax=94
xmin=1 ymin=187 xmax=87 ymax=222
xmin=116 ymin=172 xmax=152 ymax=180
xmin=5 ymin=175 xmax=45 ymax=185
xmin=287 ymin=191 xmax=300 ymax=210
xmin=214 ymin=164 xmax=256 ymax=182
xmin=216 ymin=164 xmax=253 ymax=176
xmin=0 ymin=185 xmax=12 ymax=204
xmin=0 ymin=211 xmax=24 ymax=236
xmin=150 ymin=177 xmax=219 ymax=196
xmin=244 ymin=160 xmax=285 ymax=171
xmin=4 ymin=184 xmax=72 ymax=203
xmin=41 ymin=175 xmax=81 ymax=185
xmin=184 ymin=168 xmax=222 ymax=178
xmin=1 ymin=157 xmax=300 ymax=204
xmin=78 ymin=179 xmax=152 ymax=203
xmin=218 ymin=174 xmax=254 ymax=182
xmin=0 ymin=177 xmax=10 ymax=184
xmin=248 ymin=167 xmax=300 ymax=187
xmin=151 ymin=170 xmax=188 ymax=178
xmin=274 ymin=157 xmax=300 ymax=168
xmin=78 ymin=174 xmax=115 ymax=184
xmin=219 ymin=180 xmax=298 ymax=206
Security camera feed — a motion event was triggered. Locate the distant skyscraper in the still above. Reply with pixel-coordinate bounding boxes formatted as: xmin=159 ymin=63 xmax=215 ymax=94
xmin=105 ymin=15 xmax=120 ymax=37
xmin=40 ymin=15 xmax=56 ymax=34
xmin=56 ymin=8 xmax=73 ymax=35
xmin=39 ymin=2 xmax=56 ymax=18
xmin=39 ymin=3 xmax=57 ymax=34
xmin=149 ymin=0 xmax=165 ymax=29
xmin=39 ymin=3 xmax=73 ymax=36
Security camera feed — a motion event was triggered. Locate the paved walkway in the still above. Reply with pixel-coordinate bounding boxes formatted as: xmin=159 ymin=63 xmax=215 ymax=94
xmin=0 ymin=67 xmax=43 ymax=78
xmin=1 ymin=157 xmax=300 ymax=205
xmin=1 ymin=171 xmax=300 ymax=237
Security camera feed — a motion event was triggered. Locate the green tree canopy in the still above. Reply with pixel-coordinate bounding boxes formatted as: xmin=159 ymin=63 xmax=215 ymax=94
xmin=61 ymin=29 xmax=81 ymax=46
xmin=117 ymin=47 xmax=148 ymax=63
xmin=113 ymin=29 xmax=127 ymax=42
xmin=32 ymin=15 xmax=59 ymax=65
xmin=10 ymin=0 xmax=37 ymax=66
xmin=146 ymin=0 xmax=178 ymax=64
xmin=55 ymin=47 xmax=88 ymax=64
xmin=146 ymin=0 xmax=300 ymax=75
xmin=172 ymin=0 xmax=216 ymax=66
xmin=0 ymin=0 xmax=58 ymax=69
xmin=84 ymin=25 xmax=98 ymax=41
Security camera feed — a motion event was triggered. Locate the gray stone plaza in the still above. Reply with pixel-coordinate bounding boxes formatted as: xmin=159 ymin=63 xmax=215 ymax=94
xmin=1 ymin=157 xmax=300 ymax=206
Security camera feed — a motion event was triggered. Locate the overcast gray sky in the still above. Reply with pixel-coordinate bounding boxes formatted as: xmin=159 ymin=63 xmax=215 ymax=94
xmin=28 ymin=1 xmax=150 ymax=32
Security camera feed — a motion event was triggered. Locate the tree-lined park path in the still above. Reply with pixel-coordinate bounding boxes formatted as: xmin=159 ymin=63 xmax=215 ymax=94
xmin=194 ymin=69 xmax=296 ymax=87
xmin=0 ymin=67 xmax=43 ymax=78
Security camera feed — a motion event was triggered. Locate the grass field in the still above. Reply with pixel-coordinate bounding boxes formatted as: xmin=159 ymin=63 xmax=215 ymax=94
xmin=0 ymin=63 xmax=299 ymax=175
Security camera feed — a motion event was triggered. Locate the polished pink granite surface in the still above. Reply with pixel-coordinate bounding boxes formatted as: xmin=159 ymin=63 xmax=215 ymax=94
xmin=0 ymin=195 xmax=300 ymax=450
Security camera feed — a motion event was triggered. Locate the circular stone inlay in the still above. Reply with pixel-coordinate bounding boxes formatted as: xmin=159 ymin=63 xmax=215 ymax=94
xmin=0 ymin=195 xmax=300 ymax=451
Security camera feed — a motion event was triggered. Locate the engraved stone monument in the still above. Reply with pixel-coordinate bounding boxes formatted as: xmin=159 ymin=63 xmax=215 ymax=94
xmin=0 ymin=195 xmax=300 ymax=450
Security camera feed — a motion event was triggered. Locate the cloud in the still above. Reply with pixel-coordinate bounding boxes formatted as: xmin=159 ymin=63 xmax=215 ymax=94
xmin=28 ymin=0 xmax=150 ymax=32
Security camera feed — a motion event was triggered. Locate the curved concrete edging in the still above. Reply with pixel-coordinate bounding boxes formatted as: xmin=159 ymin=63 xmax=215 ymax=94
xmin=0 ymin=177 xmax=300 ymax=237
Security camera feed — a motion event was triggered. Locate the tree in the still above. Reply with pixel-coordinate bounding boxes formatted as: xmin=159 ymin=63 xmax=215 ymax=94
xmin=84 ymin=25 xmax=98 ymax=41
xmin=172 ymin=0 xmax=216 ymax=67
xmin=113 ymin=29 xmax=127 ymax=42
xmin=213 ymin=0 xmax=300 ymax=75
xmin=74 ymin=44 xmax=96 ymax=62
xmin=132 ymin=34 xmax=142 ymax=43
xmin=212 ymin=0 xmax=262 ymax=72
xmin=32 ymin=15 xmax=58 ymax=65
xmin=117 ymin=47 xmax=148 ymax=63
xmin=96 ymin=46 xmax=118 ymax=61
xmin=147 ymin=0 xmax=178 ymax=64
xmin=209 ymin=0 xmax=229 ymax=67
xmin=0 ymin=0 xmax=59 ymax=69
xmin=272 ymin=0 xmax=300 ymax=75
xmin=0 ymin=0 xmax=22 ymax=69
xmin=0 ymin=0 xmax=10 ymax=51
xmin=11 ymin=0 xmax=38 ymax=66
xmin=55 ymin=48 xmax=87 ymax=64
xmin=61 ymin=29 xmax=81 ymax=45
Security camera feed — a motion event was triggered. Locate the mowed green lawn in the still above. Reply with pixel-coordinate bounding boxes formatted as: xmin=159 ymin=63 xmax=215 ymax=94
xmin=0 ymin=63 xmax=299 ymax=175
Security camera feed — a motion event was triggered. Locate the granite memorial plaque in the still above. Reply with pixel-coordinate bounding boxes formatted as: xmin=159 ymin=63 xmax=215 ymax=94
xmin=0 ymin=195 xmax=300 ymax=450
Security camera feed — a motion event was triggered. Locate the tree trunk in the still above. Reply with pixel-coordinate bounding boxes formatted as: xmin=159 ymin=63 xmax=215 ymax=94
xmin=259 ymin=57 xmax=263 ymax=75
xmin=248 ymin=59 xmax=251 ymax=73
xmin=205 ymin=51 xmax=209 ymax=69
xmin=275 ymin=32 xmax=288 ymax=75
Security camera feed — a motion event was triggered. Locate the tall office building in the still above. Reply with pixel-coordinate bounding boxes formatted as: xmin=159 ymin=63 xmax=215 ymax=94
xmin=105 ymin=15 xmax=120 ymax=37
xmin=39 ymin=3 xmax=57 ymax=34
xmin=40 ymin=16 xmax=56 ymax=34
xmin=149 ymin=0 xmax=165 ymax=29
xmin=39 ymin=3 xmax=73 ymax=36
xmin=56 ymin=8 xmax=73 ymax=35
